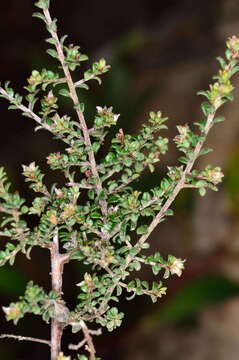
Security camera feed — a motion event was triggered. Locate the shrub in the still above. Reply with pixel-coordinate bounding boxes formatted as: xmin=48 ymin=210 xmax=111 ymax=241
xmin=0 ymin=1 xmax=239 ymax=359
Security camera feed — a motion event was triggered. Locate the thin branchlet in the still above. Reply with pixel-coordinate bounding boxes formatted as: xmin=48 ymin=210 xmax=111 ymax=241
xmin=42 ymin=7 xmax=108 ymax=217
xmin=0 ymin=334 xmax=51 ymax=347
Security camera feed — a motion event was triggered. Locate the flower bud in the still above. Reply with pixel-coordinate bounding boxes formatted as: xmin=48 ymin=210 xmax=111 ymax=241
xmin=44 ymin=90 xmax=57 ymax=106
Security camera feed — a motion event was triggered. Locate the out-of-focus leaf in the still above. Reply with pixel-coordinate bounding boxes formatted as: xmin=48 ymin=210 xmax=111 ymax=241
xmin=0 ymin=265 xmax=27 ymax=295
xmin=146 ymin=275 xmax=239 ymax=327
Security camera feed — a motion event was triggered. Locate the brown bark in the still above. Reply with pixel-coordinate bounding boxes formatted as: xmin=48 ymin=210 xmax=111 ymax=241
xmin=50 ymin=230 xmax=68 ymax=360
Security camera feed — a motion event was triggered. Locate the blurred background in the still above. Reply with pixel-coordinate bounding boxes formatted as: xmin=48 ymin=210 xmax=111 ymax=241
xmin=0 ymin=0 xmax=239 ymax=359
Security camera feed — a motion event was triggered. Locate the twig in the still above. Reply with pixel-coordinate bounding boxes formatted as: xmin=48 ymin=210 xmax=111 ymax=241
xmin=0 ymin=334 xmax=51 ymax=347
xmin=107 ymin=174 xmax=140 ymax=194
xmin=74 ymin=73 xmax=96 ymax=87
xmin=0 ymin=246 xmax=21 ymax=265
xmin=42 ymin=77 xmax=66 ymax=86
xmin=0 ymin=87 xmax=75 ymax=146
xmin=0 ymin=88 xmax=52 ymax=132
xmin=66 ymin=182 xmax=95 ymax=190
xmin=69 ymin=338 xmax=87 ymax=351
xmin=0 ymin=206 xmax=21 ymax=216
xmin=43 ymin=8 xmax=108 ymax=216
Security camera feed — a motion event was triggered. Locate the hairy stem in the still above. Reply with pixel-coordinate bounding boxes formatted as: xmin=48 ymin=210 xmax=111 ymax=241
xmin=43 ymin=8 xmax=107 ymax=216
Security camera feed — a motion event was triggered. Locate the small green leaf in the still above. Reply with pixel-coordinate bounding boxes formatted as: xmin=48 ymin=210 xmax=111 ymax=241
xmin=216 ymin=56 xmax=226 ymax=68
xmin=136 ymin=225 xmax=148 ymax=235
xmin=199 ymin=187 xmax=206 ymax=196
xmin=59 ymin=88 xmax=70 ymax=97
xmin=199 ymin=147 xmax=212 ymax=156
xmin=133 ymin=261 xmax=141 ymax=271
xmin=214 ymin=116 xmax=225 ymax=123
xmin=60 ymin=34 xmax=68 ymax=46
xmin=197 ymin=90 xmax=209 ymax=99
xmin=152 ymin=264 xmax=160 ymax=275
xmin=45 ymin=37 xmax=57 ymax=45
xmin=129 ymin=248 xmax=138 ymax=256
xmin=32 ymin=12 xmax=46 ymax=22
xmin=46 ymin=48 xmax=58 ymax=59
xmin=201 ymin=101 xmax=214 ymax=117
xmin=165 ymin=209 xmax=173 ymax=216
xmin=35 ymin=0 xmax=49 ymax=10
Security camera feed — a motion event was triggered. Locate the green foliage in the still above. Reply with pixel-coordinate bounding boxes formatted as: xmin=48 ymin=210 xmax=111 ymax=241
xmin=0 ymin=2 xmax=239 ymax=360
xmin=2 ymin=281 xmax=62 ymax=325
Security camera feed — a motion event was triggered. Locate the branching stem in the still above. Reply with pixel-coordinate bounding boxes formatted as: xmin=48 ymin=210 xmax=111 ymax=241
xmin=81 ymin=110 xmax=217 ymax=322
xmin=69 ymin=321 xmax=101 ymax=360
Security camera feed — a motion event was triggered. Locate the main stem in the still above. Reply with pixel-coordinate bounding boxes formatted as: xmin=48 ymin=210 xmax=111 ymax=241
xmin=50 ymin=230 xmax=64 ymax=360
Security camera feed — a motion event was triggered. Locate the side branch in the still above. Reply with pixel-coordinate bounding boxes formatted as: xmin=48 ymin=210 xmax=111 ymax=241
xmin=0 ymin=334 xmax=51 ymax=347
xmin=85 ymin=111 xmax=218 ymax=321
xmin=126 ymin=112 xmax=216 ymax=261
xmin=0 ymin=87 xmax=75 ymax=146
xmin=0 ymin=88 xmax=52 ymax=133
